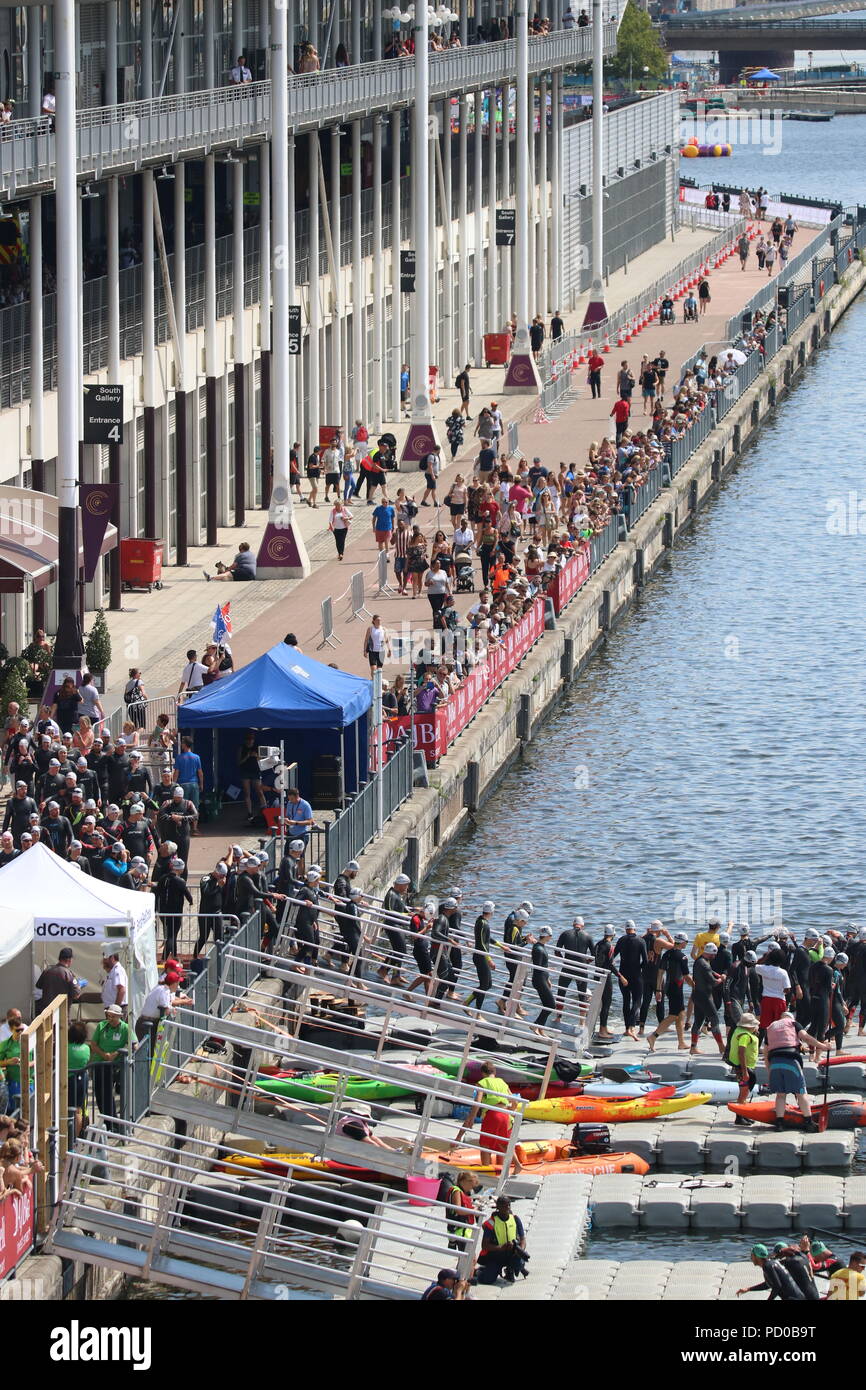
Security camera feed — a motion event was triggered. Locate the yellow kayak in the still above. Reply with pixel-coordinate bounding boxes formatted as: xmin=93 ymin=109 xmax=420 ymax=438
xmin=523 ymin=1089 xmax=712 ymax=1124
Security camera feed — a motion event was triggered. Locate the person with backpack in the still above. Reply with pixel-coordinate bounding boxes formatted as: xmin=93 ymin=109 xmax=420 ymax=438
xmin=727 ymin=1011 xmax=759 ymax=1124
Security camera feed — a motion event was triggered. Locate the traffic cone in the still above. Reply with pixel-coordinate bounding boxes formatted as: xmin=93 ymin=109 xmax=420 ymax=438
xmin=602 ymin=333 xmax=611 ymax=353
xmin=577 ymin=342 xmax=587 ymax=364
xmin=616 ymin=325 xmax=624 ymax=347
xmin=624 ymin=320 xmax=632 ymax=342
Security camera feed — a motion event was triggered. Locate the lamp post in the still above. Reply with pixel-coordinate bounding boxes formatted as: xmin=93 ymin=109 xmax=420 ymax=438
xmin=256 ymin=0 xmax=311 ymax=578
xmin=582 ymin=0 xmax=608 ymax=327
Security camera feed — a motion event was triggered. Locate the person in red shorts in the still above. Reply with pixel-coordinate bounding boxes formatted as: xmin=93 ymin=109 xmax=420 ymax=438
xmin=756 ymin=946 xmax=792 ymax=1032
xmin=453 ymin=1059 xmax=518 ymax=1169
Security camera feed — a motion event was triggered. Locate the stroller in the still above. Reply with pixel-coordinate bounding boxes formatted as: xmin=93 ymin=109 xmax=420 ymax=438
xmin=453 ymin=546 xmax=475 ymax=593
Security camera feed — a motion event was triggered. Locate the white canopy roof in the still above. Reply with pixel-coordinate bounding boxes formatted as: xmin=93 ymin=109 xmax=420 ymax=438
xmin=0 ymin=902 xmax=33 ymax=971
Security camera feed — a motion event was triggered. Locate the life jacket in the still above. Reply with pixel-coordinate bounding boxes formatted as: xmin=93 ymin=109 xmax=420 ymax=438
xmin=445 ymin=1184 xmax=475 ymax=1239
xmin=766 ymin=1016 xmax=799 ymax=1053
xmin=486 ymin=1214 xmax=517 ymax=1245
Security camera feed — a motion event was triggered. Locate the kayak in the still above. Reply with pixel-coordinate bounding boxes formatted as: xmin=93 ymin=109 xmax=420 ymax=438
xmin=424 ymin=1054 xmax=652 ymax=1087
xmin=727 ymin=1099 xmax=866 ymax=1130
xmin=582 ymin=1079 xmax=741 ymax=1104
xmin=428 ymin=1142 xmax=650 ymax=1177
xmin=254 ymin=1064 xmax=442 ymax=1104
xmin=218 ymin=1151 xmax=384 ymax=1181
xmin=523 ymin=1089 xmax=712 ymax=1124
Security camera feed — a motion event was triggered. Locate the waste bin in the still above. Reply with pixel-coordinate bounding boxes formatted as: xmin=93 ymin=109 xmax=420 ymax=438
xmin=120 ymin=538 xmax=164 ymax=592
xmin=483 ymin=332 xmax=511 ymax=367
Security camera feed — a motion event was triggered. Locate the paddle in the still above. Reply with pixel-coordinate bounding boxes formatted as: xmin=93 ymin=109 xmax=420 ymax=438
xmin=817 ymin=1048 xmax=831 ymax=1133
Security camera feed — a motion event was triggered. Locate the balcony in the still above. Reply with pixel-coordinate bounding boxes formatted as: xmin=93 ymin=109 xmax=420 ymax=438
xmin=0 ymin=25 xmax=617 ymax=202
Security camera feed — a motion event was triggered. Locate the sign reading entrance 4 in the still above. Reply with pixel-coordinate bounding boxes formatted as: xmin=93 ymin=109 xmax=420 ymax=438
xmin=496 ymin=209 xmax=516 ymax=247
xmin=82 ymin=385 xmax=123 ymax=445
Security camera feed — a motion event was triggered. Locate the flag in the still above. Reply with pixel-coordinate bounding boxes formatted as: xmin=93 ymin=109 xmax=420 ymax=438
xmin=211 ymin=602 xmax=232 ymax=644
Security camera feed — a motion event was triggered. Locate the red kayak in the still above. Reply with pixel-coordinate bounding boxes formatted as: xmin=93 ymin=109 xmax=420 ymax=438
xmin=728 ymin=1099 xmax=866 ymax=1130
xmin=818 ymin=1054 xmax=866 ymax=1068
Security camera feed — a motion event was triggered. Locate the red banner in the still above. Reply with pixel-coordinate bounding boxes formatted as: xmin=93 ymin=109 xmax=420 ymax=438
xmin=548 ymin=543 xmax=591 ymax=615
xmin=389 ymin=598 xmax=545 ymax=764
xmin=0 ymin=1183 xmax=35 ymax=1281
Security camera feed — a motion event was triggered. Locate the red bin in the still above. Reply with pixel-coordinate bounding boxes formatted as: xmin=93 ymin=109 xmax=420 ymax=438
xmin=120 ymin=538 xmax=164 ymax=592
xmin=483 ymin=332 xmax=511 ymax=367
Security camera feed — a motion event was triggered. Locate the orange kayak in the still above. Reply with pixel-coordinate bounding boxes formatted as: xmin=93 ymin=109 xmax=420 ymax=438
xmin=428 ymin=1141 xmax=650 ymax=1176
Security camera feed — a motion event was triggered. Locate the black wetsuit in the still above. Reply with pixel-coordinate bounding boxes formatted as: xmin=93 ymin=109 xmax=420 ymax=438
xmin=431 ymin=912 xmax=455 ymax=998
xmin=555 ymin=926 xmax=593 ymax=1010
xmin=808 ymin=958 xmax=833 ymax=1041
xmin=639 ymin=933 xmax=664 ymax=1027
xmin=612 ymin=934 xmax=647 ymax=1030
xmin=382 ymin=887 xmax=409 ymax=971
xmin=467 ymin=914 xmax=493 ymax=1010
xmin=691 ymin=956 xmax=721 ymax=1038
xmin=713 ymin=945 xmax=733 ymax=1012
xmin=660 ymin=947 xmax=689 ymax=1017
xmin=829 ymin=969 xmax=847 ymax=1051
xmin=594 ymin=938 xmax=616 ymax=1029
xmin=410 ymin=911 xmax=432 ymax=976
xmin=731 ymin=936 xmax=753 ymax=964
xmin=501 ymin=912 xmax=524 ymax=1002
xmin=531 ymin=941 xmax=557 ymax=1027
xmin=293 ymin=885 xmax=321 ymax=966
xmin=791 ymin=945 xmax=812 ymax=1027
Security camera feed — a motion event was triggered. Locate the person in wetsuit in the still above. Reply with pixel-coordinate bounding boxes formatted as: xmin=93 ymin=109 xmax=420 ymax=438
xmin=807 ymin=949 xmax=833 ymax=1055
xmin=528 ymin=927 xmax=557 ymax=1031
xmin=725 ymin=949 xmax=761 ymax=1029
xmin=466 ymin=900 xmax=496 ymax=1013
xmin=827 ymin=950 xmax=848 ymax=1054
xmin=690 ymin=942 xmax=725 ymax=1056
xmin=498 ymin=906 xmax=531 ymax=1017
xmin=554 ymin=916 xmax=594 ymax=1017
xmin=593 ymin=925 xmax=617 ymax=1038
xmin=713 ymin=930 xmax=733 ymax=1012
xmin=379 ymin=872 xmax=411 ymax=986
xmin=647 ymin=931 xmax=692 ymax=1051
xmin=791 ymin=930 xmax=817 ymax=1026
xmin=737 ymin=1244 xmax=807 ymax=1301
xmin=612 ymin=920 xmax=647 ymax=1041
xmin=431 ymin=901 xmax=458 ymax=1002
xmin=638 ymin=920 xmax=674 ymax=1034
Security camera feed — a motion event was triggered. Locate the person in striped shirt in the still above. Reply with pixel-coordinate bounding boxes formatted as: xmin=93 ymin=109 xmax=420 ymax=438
xmin=391 ymin=517 xmax=411 ymax=595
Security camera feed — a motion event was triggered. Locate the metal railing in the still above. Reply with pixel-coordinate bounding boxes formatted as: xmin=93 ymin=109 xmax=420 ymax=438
xmin=725 ymin=216 xmax=844 ymax=339
xmin=589 ymin=514 xmax=619 ymax=574
xmin=623 ymin=468 xmax=662 ymax=529
xmin=324 ymin=737 xmax=413 ymax=881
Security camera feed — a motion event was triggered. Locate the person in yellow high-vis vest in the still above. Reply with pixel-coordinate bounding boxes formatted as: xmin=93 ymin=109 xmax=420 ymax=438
xmin=477 ymin=1196 xmax=528 ymax=1285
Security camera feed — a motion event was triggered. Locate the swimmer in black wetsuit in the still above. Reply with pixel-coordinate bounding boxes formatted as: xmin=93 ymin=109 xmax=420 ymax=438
xmin=612 ymin=920 xmax=647 ymax=1041
xmin=528 ymin=927 xmax=557 ymax=1032
xmin=690 ymin=943 xmax=725 ymax=1056
xmin=647 ymin=931 xmax=693 ymax=1051
xmin=466 ymin=901 xmax=497 ymax=1013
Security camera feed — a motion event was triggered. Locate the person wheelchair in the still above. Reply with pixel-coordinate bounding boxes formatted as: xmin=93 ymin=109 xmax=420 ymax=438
xmin=659 ymin=298 xmax=675 ymax=325
xmin=683 ymin=296 xmax=698 ymax=323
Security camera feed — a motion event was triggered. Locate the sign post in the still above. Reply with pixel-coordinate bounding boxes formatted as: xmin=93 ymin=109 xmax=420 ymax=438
xmin=288 ymin=305 xmax=301 ymax=355
xmin=82 ymin=385 xmax=124 ymax=445
xmin=495 ymin=208 xmax=516 ymax=247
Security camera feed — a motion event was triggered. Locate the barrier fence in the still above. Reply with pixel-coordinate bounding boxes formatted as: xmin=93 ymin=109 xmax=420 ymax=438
xmin=624 ymin=468 xmax=663 ymax=529
xmin=388 ymin=597 xmax=545 ymax=764
xmin=324 ymin=735 xmax=413 ymax=879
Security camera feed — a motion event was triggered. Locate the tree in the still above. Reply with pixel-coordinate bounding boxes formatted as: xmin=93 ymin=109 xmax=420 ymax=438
xmin=85 ymin=609 xmax=112 ymax=674
xmin=0 ymin=659 xmax=32 ymax=715
xmin=609 ymin=2 xmax=668 ymax=83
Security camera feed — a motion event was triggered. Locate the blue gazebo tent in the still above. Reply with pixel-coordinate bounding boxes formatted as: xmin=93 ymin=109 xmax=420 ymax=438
xmin=178 ymin=644 xmax=372 ymax=805
xmin=748 ymin=68 xmax=780 ymax=82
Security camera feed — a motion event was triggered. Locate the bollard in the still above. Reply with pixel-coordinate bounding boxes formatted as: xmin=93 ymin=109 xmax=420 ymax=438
xmin=561 ymin=636 xmax=575 ymax=683
xmin=663 ymin=513 xmax=674 ymax=548
xmin=463 ymin=761 xmax=480 ymax=812
xmin=600 ymin=591 xmax=612 ymax=633
xmin=517 ymin=693 xmax=533 ymax=743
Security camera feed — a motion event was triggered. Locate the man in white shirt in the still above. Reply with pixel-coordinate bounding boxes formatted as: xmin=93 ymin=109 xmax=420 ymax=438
xmin=101 ymin=950 xmax=129 ymax=1013
xmin=178 ymin=649 xmax=208 ymax=697
xmin=229 ymin=55 xmax=252 ymax=84
xmin=453 ymin=520 xmax=475 ymax=551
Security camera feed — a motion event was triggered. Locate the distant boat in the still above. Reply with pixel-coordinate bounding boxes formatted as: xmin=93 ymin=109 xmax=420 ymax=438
xmin=782 ymin=111 xmax=834 ymax=122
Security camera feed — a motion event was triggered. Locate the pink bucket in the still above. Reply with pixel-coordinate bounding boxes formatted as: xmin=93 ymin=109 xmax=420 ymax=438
xmin=406 ymin=1173 xmax=441 ymax=1207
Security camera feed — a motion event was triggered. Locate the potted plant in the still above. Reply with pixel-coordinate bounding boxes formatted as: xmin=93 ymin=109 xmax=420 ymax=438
xmin=84 ymin=610 xmax=112 ymax=692
xmin=0 ymin=658 xmax=33 ymax=716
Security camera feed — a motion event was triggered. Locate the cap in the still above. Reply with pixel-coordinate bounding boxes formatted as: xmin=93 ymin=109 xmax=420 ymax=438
xmin=349 ymin=886 xmax=364 ymax=899
xmin=824 ymin=949 xmax=836 ymax=962
xmin=835 ymin=953 xmax=849 ymax=966
xmin=49 ymin=758 xmax=60 ymax=768
xmin=243 ymin=857 xmax=259 ymax=869
xmin=744 ymin=950 xmax=757 ymax=964
xmin=256 ymin=851 xmax=269 ymax=864
xmin=803 ymin=929 xmax=819 ymax=940
xmin=777 ymin=926 xmax=790 ymax=937
xmin=538 ymin=926 xmax=553 ymax=939
xmin=170 ymin=857 xmax=185 ymax=870
xmin=603 ymin=924 xmax=615 ymax=937
xmin=116 ymin=737 xmax=126 ymax=746
xmin=108 ymin=804 xmax=120 ymax=815
xmin=83 ymin=816 xmax=96 ymax=826
xmin=573 ymin=916 xmax=584 ymax=927
xmin=482 ymin=900 xmax=496 ymax=914
xmin=19 ymin=833 xmax=31 ymax=843
xmin=76 ymin=757 xmax=88 ymax=767
xmin=520 ymin=901 xmax=534 ymax=914
xmin=308 ymin=864 xmax=323 ymax=877
xmin=215 ymin=862 xmax=228 ymax=876
xmin=69 ymin=839 xmax=82 ymax=850
xmin=624 ymin=919 xmax=637 ymax=932
xmin=289 ymin=839 xmax=306 ymax=853
xmin=47 ymin=800 xmax=59 ymax=810
xmin=751 ymin=1244 xmax=769 ymax=1260
xmin=515 ymin=910 xmax=530 ymax=923
xmin=448 ymin=887 xmax=463 ymax=900
xmin=394 ymin=873 xmax=411 ymax=886
xmin=707 ymin=915 xmax=721 ymax=927
xmin=129 ymin=750 xmax=142 ymax=761
xmin=172 ymin=786 xmax=184 ymax=797
xmin=105 ymin=1004 xmax=123 ymax=1017
xmin=441 ymin=897 xmax=458 ymax=910
xmin=772 ymin=1241 xmax=788 ymax=1256
xmin=811 ymin=1241 xmax=829 ymax=1256
xmin=130 ymin=803 xmax=145 ymax=815
xmin=231 ymin=844 xmax=244 ymax=855
xmin=131 ymin=856 xmax=146 ymax=867
xmin=674 ymin=931 xmax=688 ymax=943
xmin=703 ymin=943 xmax=718 ymax=955
xmin=164 ymin=970 xmax=182 ymax=984
xmin=14 ymin=780 xmax=26 ymax=789
xmin=346 ymin=860 xmax=360 ymax=873
xmin=306 ymin=867 xmax=322 ymax=880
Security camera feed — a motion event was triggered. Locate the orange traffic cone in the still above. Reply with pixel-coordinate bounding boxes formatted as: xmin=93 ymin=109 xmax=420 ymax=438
xmin=602 ymin=334 xmax=611 ymax=353
xmin=616 ymin=326 xmax=624 ymax=347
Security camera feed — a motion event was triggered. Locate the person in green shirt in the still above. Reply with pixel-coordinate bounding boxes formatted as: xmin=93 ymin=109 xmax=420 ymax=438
xmin=453 ymin=1060 xmax=520 ymax=1170
xmin=0 ymin=1022 xmax=23 ymax=1113
xmin=90 ymin=1005 xmax=130 ymax=1120
xmin=728 ymin=1011 xmax=760 ymax=1125
xmin=68 ymin=1021 xmax=91 ymax=1134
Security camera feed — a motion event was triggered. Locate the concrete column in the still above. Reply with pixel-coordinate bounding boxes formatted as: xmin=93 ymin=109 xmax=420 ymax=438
xmin=233 ymin=158 xmax=247 ymax=527
xmin=503 ymin=0 xmax=541 ymax=392
xmin=173 ymin=0 xmax=185 ymax=95
xmin=351 ymin=0 xmax=361 ymax=63
xmin=204 ymin=154 xmax=218 ymax=544
xmin=52 ymin=0 xmax=84 ymax=670
xmin=400 ymin=2 xmax=439 ymax=463
xmin=371 ymin=115 xmax=384 ymax=432
xmin=259 ymin=143 xmax=272 ymax=509
xmin=141 ymin=0 xmax=153 ymax=99
xmin=204 ymin=0 xmax=215 ymax=88
xmin=351 ymin=119 xmax=364 ymax=425
xmin=256 ymin=0 xmax=310 ymax=577
xmin=487 ymin=84 xmax=497 ymax=332
xmin=308 ymin=132 xmax=321 ymax=446
xmin=330 ymin=124 xmax=343 ymax=428
xmin=287 ymin=136 xmax=298 ymax=458
xmin=584 ymin=0 xmax=607 ymax=325
xmin=27 ymin=3 xmax=42 ymax=116
xmin=428 ymin=113 xmax=436 ymax=382
xmin=106 ymin=177 xmax=122 ymax=604
xmin=27 ymin=0 xmax=43 ymax=600
xmin=551 ymin=67 xmax=563 ymax=315
xmin=373 ymin=0 xmax=382 ymax=60
xmin=173 ymin=163 xmax=189 ymax=565
xmin=457 ymin=94 xmax=469 ymax=368
xmin=473 ymin=90 xmax=483 ymax=365
xmin=501 ymin=80 xmax=511 ymax=325
xmin=441 ymin=97 xmax=454 ymax=385
xmin=390 ymin=110 xmax=402 ymax=425
xmin=538 ymin=75 xmax=548 ymax=319
xmin=527 ymin=76 xmax=537 ymax=320
xmin=142 ymin=170 xmax=157 ymax=538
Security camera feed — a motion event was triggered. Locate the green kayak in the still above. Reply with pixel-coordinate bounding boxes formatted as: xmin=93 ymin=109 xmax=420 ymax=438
xmin=255 ymin=1065 xmax=441 ymax=1104
xmin=424 ymin=1054 xmax=598 ymax=1086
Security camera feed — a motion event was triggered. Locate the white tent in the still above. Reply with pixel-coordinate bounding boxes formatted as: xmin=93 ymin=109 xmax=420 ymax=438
xmin=0 ymin=902 xmax=38 ymax=1018
xmin=0 ymin=844 xmax=158 ymax=1020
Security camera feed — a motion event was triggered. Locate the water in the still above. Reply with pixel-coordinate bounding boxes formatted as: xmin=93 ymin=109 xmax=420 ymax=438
xmin=681 ymin=112 xmax=866 ymax=208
